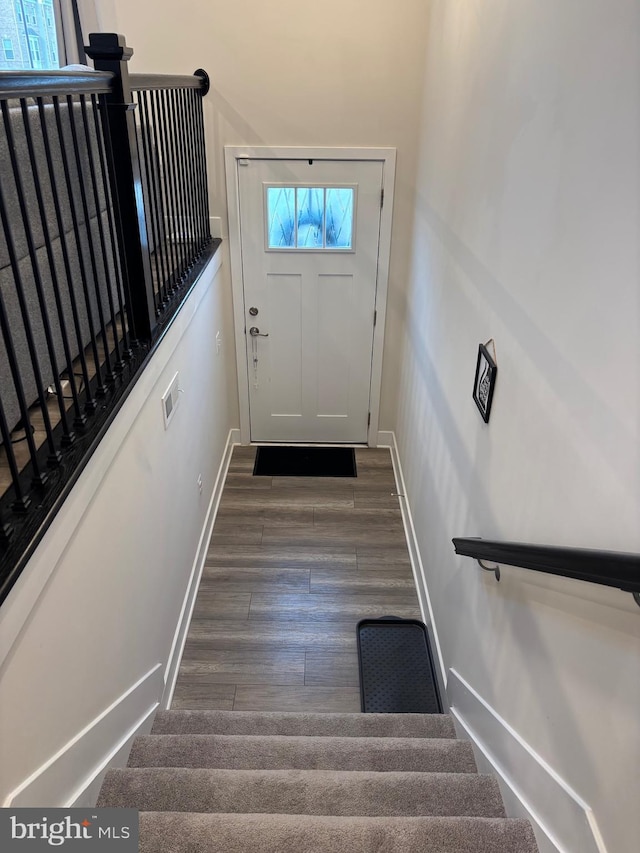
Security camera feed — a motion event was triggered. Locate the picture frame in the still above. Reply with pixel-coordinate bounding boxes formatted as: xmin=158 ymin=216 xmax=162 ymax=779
xmin=472 ymin=343 xmax=497 ymax=423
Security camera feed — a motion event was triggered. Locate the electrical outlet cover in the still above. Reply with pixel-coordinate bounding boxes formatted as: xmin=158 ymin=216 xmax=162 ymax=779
xmin=161 ymin=372 xmax=180 ymax=429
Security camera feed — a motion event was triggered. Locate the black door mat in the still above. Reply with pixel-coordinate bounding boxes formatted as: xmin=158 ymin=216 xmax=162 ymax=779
xmin=253 ymin=446 xmax=357 ymax=477
xmin=357 ymin=617 xmax=443 ymax=713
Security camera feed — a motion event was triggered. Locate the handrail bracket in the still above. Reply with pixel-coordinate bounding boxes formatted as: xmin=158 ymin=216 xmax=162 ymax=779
xmin=478 ymin=559 xmax=500 ymax=582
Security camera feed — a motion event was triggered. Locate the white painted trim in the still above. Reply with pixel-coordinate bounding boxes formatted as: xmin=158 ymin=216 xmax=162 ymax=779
xmin=376 ymin=430 xmax=394 ymax=447
xmin=367 ymin=150 xmax=395 ymax=446
xmin=3 ymin=664 xmax=163 ymax=808
xmin=224 ymin=145 xmax=396 ymax=447
xmin=210 ymin=215 xmax=223 ymax=238
xmin=224 ymin=148 xmax=252 ymax=445
xmin=449 ymin=668 xmax=607 ymax=853
xmin=385 ymin=431 xmax=448 ymax=697
xmin=66 ymin=703 xmax=157 ymax=808
xmin=0 ymin=250 xmax=224 ymax=668
xmin=248 ymin=441 xmax=366 ymax=448
xmin=227 ymin=145 xmax=397 ymax=162
xmin=161 ymin=428 xmax=238 ymax=709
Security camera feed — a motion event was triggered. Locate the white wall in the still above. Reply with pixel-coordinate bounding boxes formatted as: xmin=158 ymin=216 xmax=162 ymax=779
xmin=0 ymin=253 xmax=237 ymax=806
xmin=97 ymin=0 xmax=431 ymax=428
xmin=394 ymin=2 xmax=640 ymax=852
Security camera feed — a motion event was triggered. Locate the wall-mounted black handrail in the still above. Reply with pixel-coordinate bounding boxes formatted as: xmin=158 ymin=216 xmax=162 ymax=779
xmin=452 ymin=537 xmax=640 ymax=604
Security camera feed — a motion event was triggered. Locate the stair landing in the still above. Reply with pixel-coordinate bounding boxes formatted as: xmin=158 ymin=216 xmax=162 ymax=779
xmin=173 ymin=446 xmax=420 ymax=712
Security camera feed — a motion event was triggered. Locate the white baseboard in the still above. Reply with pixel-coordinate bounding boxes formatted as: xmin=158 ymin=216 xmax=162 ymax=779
xmin=385 ymin=429 xmax=607 ymax=853
xmin=210 ymin=216 xmax=223 ymax=238
xmin=3 ymin=425 xmax=237 ymax=809
xmin=376 ymin=430 xmax=394 ymax=447
xmin=384 ymin=430 xmax=448 ymax=698
xmin=161 ymin=428 xmax=237 ymax=710
xmin=449 ymin=668 xmax=607 ymax=853
xmin=3 ymin=664 xmax=163 ymax=808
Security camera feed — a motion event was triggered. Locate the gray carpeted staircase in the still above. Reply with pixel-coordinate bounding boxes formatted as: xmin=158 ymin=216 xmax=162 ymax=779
xmin=97 ymin=710 xmax=539 ymax=852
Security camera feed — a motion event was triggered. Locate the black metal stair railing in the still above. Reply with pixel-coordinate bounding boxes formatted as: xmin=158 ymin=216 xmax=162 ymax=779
xmin=0 ymin=33 xmax=217 ymax=605
xmin=129 ymin=69 xmax=212 ymax=327
xmin=452 ymin=537 xmax=640 ymax=606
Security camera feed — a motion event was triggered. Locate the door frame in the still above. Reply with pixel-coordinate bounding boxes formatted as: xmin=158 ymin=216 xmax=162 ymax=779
xmin=224 ymin=146 xmax=396 ymax=446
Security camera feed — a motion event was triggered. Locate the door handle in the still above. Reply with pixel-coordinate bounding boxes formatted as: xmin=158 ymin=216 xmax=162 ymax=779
xmin=249 ymin=326 xmax=269 ymax=337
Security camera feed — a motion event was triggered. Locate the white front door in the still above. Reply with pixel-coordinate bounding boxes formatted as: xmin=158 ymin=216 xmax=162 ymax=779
xmin=237 ymin=158 xmax=384 ymax=443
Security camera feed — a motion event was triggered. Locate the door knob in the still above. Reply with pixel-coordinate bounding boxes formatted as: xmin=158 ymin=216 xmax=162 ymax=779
xmin=249 ymin=326 xmax=269 ymax=337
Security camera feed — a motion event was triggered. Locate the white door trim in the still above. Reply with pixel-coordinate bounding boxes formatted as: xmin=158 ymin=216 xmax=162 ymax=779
xmin=224 ymin=146 xmax=396 ymax=446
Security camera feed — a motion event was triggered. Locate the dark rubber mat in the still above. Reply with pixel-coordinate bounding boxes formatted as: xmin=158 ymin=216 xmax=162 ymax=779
xmin=357 ymin=618 xmax=443 ymax=713
xmin=253 ymin=446 xmax=357 ymax=477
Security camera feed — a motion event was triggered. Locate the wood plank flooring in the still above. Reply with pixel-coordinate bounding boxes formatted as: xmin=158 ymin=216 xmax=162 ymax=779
xmin=172 ymin=446 xmax=420 ymax=713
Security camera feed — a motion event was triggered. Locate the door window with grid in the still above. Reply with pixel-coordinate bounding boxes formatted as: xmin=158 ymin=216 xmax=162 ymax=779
xmin=266 ymin=185 xmax=355 ymax=251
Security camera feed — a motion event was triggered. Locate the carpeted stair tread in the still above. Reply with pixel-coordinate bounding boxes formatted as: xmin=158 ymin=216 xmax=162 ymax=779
xmin=137 ymin=812 xmax=539 ymax=853
xmin=127 ymin=733 xmax=477 ymax=773
xmin=151 ymin=709 xmax=456 ymax=739
xmin=97 ymin=710 xmax=539 ymax=851
xmin=98 ymin=767 xmax=505 ymax=817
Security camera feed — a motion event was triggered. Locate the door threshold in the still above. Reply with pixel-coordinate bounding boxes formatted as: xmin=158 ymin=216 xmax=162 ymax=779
xmin=246 ymin=441 xmax=369 ymax=448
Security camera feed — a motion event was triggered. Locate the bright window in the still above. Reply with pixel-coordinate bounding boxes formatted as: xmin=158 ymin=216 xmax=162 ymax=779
xmin=24 ymin=2 xmax=37 ymax=26
xmin=0 ymin=0 xmax=61 ymax=69
xmin=29 ymin=34 xmax=41 ymax=65
xmin=266 ymin=186 xmax=355 ymax=250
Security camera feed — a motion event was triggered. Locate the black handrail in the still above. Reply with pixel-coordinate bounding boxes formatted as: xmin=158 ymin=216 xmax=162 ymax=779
xmin=452 ymin=537 xmax=640 ymax=598
xmin=130 ymin=72 xmax=209 ymax=93
xmin=0 ymin=70 xmax=113 ymax=98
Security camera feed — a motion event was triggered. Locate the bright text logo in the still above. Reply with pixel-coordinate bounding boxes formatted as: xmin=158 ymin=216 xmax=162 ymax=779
xmin=0 ymin=809 xmax=138 ymax=851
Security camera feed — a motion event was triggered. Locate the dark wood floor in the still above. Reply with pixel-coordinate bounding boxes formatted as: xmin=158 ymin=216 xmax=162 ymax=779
xmin=172 ymin=446 xmax=421 ymax=713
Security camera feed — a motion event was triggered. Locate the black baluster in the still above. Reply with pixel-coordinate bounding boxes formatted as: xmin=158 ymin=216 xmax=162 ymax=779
xmin=160 ymin=89 xmax=184 ymax=287
xmin=67 ymin=94 xmax=114 ymax=384
xmin=193 ymin=86 xmax=211 ymax=245
xmin=141 ymin=92 xmax=169 ymax=305
xmin=16 ymin=98 xmax=77 ymax=451
xmin=92 ymin=93 xmax=132 ymax=361
xmin=169 ymin=88 xmax=190 ymax=276
xmin=188 ymin=87 xmax=206 ymax=252
xmin=0 ymin=389 xmax=30 ymax=513
xmin=24 ymin=98 xmax=83 ymax=440
xmin=150 ymin=88 xmax=178 ymax=295
xmin=79 ymin=94 xmax=123 ymax=373
xmin=178 ymin=88 xmax=197 ymax=263
xmin=0 ymin=101 xmax=58 ymax=471
xmin=38 ymin=97 xmax=92 ymax=421
xmin=53 ymin=95 xmax=105 ymax=403
xmin=135 ymin=90 xmax=164 ymax=309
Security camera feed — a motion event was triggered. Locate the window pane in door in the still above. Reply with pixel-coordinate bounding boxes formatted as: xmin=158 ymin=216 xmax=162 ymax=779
xmin=296 ymin=187 xmax=324 ymax=248
xmin=267 ymin=187 xmax=295 ymax=248
xmin=326 ymin=188 xmax=354 ymax=248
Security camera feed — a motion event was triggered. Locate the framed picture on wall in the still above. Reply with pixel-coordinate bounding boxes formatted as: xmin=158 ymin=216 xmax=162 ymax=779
xmin=473 ymin=343 xmax=497 ymax=423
